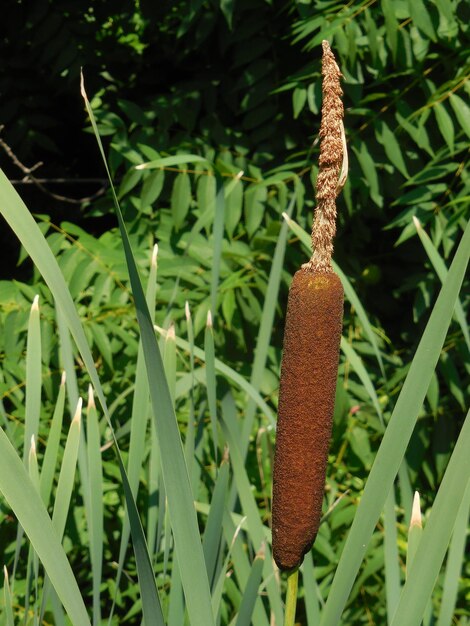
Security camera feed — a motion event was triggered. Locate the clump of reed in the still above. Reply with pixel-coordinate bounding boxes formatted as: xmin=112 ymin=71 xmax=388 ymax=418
xmin=272 ymin=40 xmax=346 ymax=573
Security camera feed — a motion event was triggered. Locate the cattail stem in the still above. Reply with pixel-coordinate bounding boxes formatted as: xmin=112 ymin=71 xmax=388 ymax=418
xmin=284 ymin=568 xmax=299 ymax=626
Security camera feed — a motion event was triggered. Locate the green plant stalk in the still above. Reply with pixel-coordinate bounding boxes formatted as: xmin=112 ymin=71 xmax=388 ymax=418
xmin=284 ymin=569 xmax=299 ymax=626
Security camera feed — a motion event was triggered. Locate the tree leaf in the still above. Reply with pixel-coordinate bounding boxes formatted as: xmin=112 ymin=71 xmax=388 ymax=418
xmin=293 ymin=86 xmax=307 ymax=119
xmin=220 ymin=0 xmax=234 ymax=29
xmin=171 ymin=171 xmax=191 ymax=231
xmin=434 ymin=102 xmax=455 ymax=153
xmin=449 ymin=93 xmax=470 ymax=138
xmin=409 ymin=0 xmax=437 ymax=41
xmin=244 ymin=184 xmax=266 ymax=238
xmin=382 ymin=0 xmax=399 ymax=59
xmin=225 ymin=177 xmax=243 ymax=239
xmin=377 ymin=121 xmax=409 ymax=177
xmin=141 ymin=169 xmax=165 ymax=210
xmin=352 ymin=143 xmax=383 ymax=207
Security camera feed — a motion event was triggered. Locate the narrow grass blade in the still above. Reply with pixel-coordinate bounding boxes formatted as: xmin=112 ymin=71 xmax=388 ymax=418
xmin=55 ymin=306 xmax=93 ymax=592
xmin=123 ymin=458 xmax=165 ymax=626
xmin=0 ymin=427 xmax=91 ymax=625
xmin=406 ymin=492 xmax=423 ymax=576
xmin=24 ymin=295 xmax=41 ymax=464
xmin=162 ymin=503 xmax=172 ymax=580
xmin=183 ymin=301 xmax=197 ymax=490
xmin=219 ymin=509 xmax=270 ymax=626
xmin=319 ymin=220 xmax=470 ymax=626
xmin=50 ymin=589 xmax=66 ymax=626
xmin=167 ymin=562 xmax=185 ymax=626
xmin=0 ymin=169 xmax=164 ymax=625
xmin=13 ymin=295 xmax=42 ymax=588
xmin=398 ymin=461 xmax=414 ymax=526
xmin=283 ymin=212 xmax=385 ymax=374
xmin=111 ymin=247 xmax=158 ymax=621
xmin=86 ymin=388 xmax=104 ymax=626
xmin=390 ymin=409 xmax=470 ymax=626
xmin=81 ymin=77 xmax=214 ymax=625
xmin=210 ymin=514 xmax=243 ymax=621
xmin=384 ymin=487 xmax=401 ymax=623
xmin=147 ymin=420 xmax=161 ymax=560
xmin=56 ymin=308 xmax=80 ymax=414
xmin=51 ymin=400 xmax=81 ymax=538
xmin=235 ymin=549 xmax=265 ymax=626
xmin=39 ymin=372 xmax=66 ymax=507
xmin=203 ymin=458 xmax=229 ymax=586
xmin=204 ymin=311 xmax=219 ymax=462
xmin=156 ymin=325 xmax=275 ymax=426
xmin=113 ymin=245 xmax=157 ymax=596
xmin=136 ymin=154 xmax=210 ymax=170
xmin=240 ymin=191 xmax=296 ymax=458
xmin=302 ymin=553 xmax=321 ymax=625
xmin=210 ymin=174 xmax=227 ymax=319
xmin=185 ymin=167 xmax=242 ymax=253
xmin=221 ymin=392 xmax=283 ymax=626
xmin=127 ymin=243 xmax=158 ymax=496
xmin=163 ymin=322 xmax=177 ymax=406
xmin=28 ymin=435 xmax=41 ymax=620
xmin=340 ymin=337 xmax=383 ymax=424
xmin=414 ymin=216 xmax=470 ymax=350
xmin=40 ymin=400 xmax=82 ymax=620
xmin=0 ymin=369 xmax=13 ymax=439
xmin=221 ymin=394 xmax=271 ymax=550
xmin=436 ymin=478 xmax=470 ymax=626
xmin=2 ymin=567 xmax=15 ymax=626
xmin=29 ymin=436 xmax=40 ymax=493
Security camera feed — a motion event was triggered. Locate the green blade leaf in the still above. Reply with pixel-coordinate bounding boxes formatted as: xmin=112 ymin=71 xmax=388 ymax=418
xmin=0 ymin=163 xmax=164 ymax=625
xmin=390 ymin=409 xmax=470 ymax=626
xmin=436 ymin=479 xmax=470 ymax=626
xmin=0 ymin=427 xmax=91 ymax=626
xmin=81 ymin=77 xmax=214 ymax=626
xmin=24 ymin=296 xmax=41 ymax=464
xmin=413 ymin=216 xmax=470 ymax=350
xmin=319 ymin=219 xmax=470 ymax=626
xmin=39 ymin=373 xmax=66 ymax=507
xmin=235 ymin=551 xmax=265 ymax=626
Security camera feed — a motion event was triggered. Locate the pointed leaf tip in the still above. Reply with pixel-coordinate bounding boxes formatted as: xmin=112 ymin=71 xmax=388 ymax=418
xmin=73 ymin=398 xmax=83 ymax=424
xmin=32 ymin=294 xmax=39 ymax=311
xmin=80 ymin=69 xmax=87 ymax=101
xmin=167 ymin=323 xmax=176 ymax=341
xmin=410 ymin=491 xmax=422 ymax=529
xmin=87 ymin=384 xmax=95 ymax=409
xmin=185 ymin=300 xmax=191 ymax=321
xmin=412 ymin=215 xmax=422 ymax=230
xmin=151 ymin=243 xmax=158 ymax=267
xmin=207 ymin=309 xmax=213 ymax=328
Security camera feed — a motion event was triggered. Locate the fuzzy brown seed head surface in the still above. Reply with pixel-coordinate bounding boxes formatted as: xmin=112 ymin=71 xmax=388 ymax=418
xmin=305 ymin=40 xmax=344 ymax=274
xmin=272 ymin=270 xmax=344 ymax=571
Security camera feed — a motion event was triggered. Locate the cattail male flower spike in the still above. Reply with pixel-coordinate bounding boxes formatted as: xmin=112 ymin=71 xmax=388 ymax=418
xmin=272 ymin=41 xmax=346 ymax=571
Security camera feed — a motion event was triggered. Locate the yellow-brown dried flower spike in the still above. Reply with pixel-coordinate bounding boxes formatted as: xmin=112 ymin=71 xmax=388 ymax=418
xmin=272 ymin=40 xmax=346 ymax=572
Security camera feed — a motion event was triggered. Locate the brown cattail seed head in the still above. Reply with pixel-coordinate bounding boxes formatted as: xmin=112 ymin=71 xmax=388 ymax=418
xmin=272 ymin=269 xmax=343 ymax=570
xmin=272 ymin=41 xmax=345 ymax=571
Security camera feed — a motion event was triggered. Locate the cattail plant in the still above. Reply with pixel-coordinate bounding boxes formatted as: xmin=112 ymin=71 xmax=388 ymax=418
xmin=272 ymin=40 xmax=346 ymax=576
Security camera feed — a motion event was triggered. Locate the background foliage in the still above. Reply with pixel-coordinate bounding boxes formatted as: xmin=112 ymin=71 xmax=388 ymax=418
xmin=0 ymin=0 xmax=469 ymax=624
